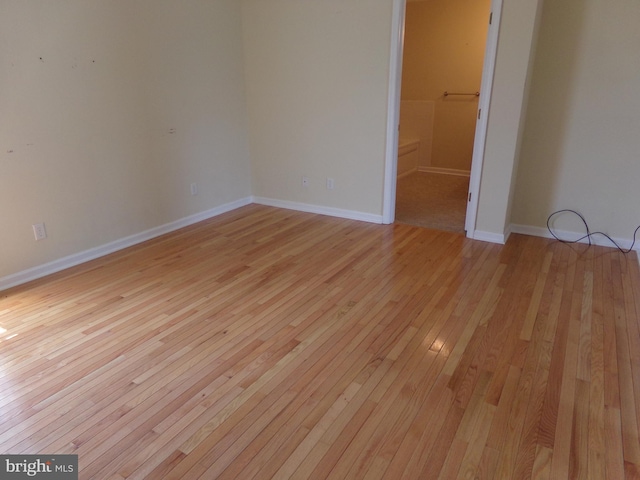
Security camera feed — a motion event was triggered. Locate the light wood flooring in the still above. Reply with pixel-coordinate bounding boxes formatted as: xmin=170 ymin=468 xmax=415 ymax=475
xmin=1 ymin=204 xmax=640 ymax=479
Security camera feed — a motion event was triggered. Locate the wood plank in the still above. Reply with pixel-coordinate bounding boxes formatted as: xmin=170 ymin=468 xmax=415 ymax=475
xmin=0 ymin=206 xmax=638 ymax=480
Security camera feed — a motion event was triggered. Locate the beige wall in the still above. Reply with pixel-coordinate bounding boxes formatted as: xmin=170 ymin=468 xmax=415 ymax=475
xmin=399 ymin=100 xmax=434 ymax=169
xmin=402 ymin=0 xmax=490 ymax=172
xmin=8 ymin=0 xmax=631 ymax=284
xmin=242 ymin=0 xmax=392 ymax=216
xmin=0 ymin=1 xmax=252 ymax=279
xmin=512 ymin=0 xmax=640 ymax=241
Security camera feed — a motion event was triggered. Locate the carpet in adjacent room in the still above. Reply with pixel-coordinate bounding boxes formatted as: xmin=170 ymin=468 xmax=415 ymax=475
xmin=395 ymin=171 xmax=469 ymax=233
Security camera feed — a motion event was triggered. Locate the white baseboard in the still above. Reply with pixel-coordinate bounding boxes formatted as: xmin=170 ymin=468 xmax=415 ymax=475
xmin=252 ymin=196 xmax=384 ymax=224
xmin=474 ymin=223 xmax=640 ymax=260
xmin=510 ymin=223 xmax=640 ymax=253
xmin=470 ymin=229 xmax=508 ymax=245
xmin=0 ymin=197 xmax=252 ymax=292
xmin=396 ymin=168 xmax=418 ymax=180
xmin=418 ymin=166 xmax=471 ymax=177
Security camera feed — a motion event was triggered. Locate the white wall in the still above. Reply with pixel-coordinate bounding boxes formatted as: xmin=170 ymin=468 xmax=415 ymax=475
xmin=512 ymin=0 xmax=640 ymax=245
xmin=0 ymin=1 xmax=252 ymax=280
xmin=241 ymin=0 xmax=393 ymax=218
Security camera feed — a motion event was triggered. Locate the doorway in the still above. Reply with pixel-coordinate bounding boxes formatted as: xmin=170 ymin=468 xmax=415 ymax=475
xmin=383 ymin=0 xmax=502 ymax=237
xmin=395 ymin=0 xmax=490 ymax=233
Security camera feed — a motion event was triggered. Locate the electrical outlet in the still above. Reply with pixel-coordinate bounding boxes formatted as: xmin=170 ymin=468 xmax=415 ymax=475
xmin=32 ymin=223 xmax=47 ymax=241
xmin=302 ymin=176 xmax=309 ymax=187
xmin=190 ymin=183 xmax=198 ymax=196
xmin=326 ymin=177 xmax=335 ymax=190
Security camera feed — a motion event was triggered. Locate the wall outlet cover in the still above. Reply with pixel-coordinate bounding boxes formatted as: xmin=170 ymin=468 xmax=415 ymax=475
xmin=32 ymin=223 xmax=47 ymax=241
xmin=326 ymin=178 xmax=335 ymax=190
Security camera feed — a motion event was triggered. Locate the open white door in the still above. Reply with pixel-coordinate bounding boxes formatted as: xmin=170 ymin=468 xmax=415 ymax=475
xmin=464 ymin=0 xmax=503 ymax=237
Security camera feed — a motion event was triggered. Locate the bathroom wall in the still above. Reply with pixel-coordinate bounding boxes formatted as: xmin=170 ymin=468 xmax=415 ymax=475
xmin=402 ymin=0 xmax=491 ymax=173
xmin=399 ymin=100 xmax=434 ymax=170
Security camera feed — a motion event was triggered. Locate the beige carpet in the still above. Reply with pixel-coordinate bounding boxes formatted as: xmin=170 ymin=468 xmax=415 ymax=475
xmin=395 ymin=171 xmax=469 ymax=233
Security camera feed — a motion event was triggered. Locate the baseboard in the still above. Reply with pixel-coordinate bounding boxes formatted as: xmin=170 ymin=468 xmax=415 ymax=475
xmin=0 ymin=197 xmax=253 ymax=292
xmin=510 ymin=223 xmax=640 ymax=253
xmin=470 ymin=229 xmax=508 ymax=245
xmin=252 ymin=196 xmax=384 ymax=224
xmin=396 ymin=168 xmax=418 ymax=180
xmin=418 ymin=166 xmax=471 ymax=177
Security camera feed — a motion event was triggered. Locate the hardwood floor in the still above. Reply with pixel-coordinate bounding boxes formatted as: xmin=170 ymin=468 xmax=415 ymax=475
xmin=1 ymin=204 xmax=639 ymax=479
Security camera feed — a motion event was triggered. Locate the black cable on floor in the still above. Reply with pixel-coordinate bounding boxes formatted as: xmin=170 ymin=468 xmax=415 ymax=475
xmin=547 ymin=209 xmax=640 ymax=254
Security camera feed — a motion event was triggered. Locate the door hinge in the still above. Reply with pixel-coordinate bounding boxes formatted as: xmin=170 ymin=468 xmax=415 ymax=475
xmin=468 ymin=192 xmax=472 ymax=202
xmin=478 ymin=108 xmax=481 ymax=120
xmin=489 ymin=12 xmax=493 ymax=24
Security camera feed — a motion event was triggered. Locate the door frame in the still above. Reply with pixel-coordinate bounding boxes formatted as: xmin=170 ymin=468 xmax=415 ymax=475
xmin=382 ymin=0 xmax=503 ymax=240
